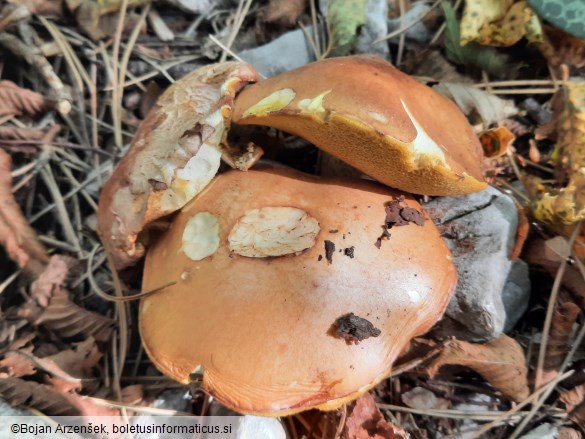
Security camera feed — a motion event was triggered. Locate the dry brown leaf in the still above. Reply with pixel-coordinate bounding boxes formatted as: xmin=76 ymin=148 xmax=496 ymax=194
xmin=426 ymin=335 xmax=530 ymax=402
xmin=558 ymin=427 xmax=583 ymax=439
xmin=0 ymin=125 xmax=48 ymax=140
xmin=0 ymin=376 xmax=118 ymax=416
xmin=343 ymin=393 xmax=408 ymax=439
xmin=0 ymin=348 xmax=36 ymax=378
xmin=14 ymin=256 xmax=115 ymax=344
xmin=542 ymin=296 xmax=581 ymax=384
xmin=30 ymin=255 xmax=70 ymax=307
xmin=561 ymin=384 xmax=585 ymax=413
xmin=401 ymin=386 xmax=450 ymax=410
xmin=570 ymin=399 xmax=585 ymax=431
xmin=0 ymin=376 xmax=80 ymax=415
xmin=264 ymin=0 xmax=307 ymax=27
xmin=0 ymin=149 xmax=49 ymax=278
xmin=9 ymin=0 xmax=63 ymax=16
xmin=0 ymin=338 xmax=100 ymax=394
xmin=34 ymin=295 xmax=115 ymax=344
xmin=510 ymin=198 xmax=529 ymax=260
xmin=523 ymin=237 xmax=585 ymax=305
xmin=0 ymin=80 xmax=46 ymax=117
xmin=404 ymin=50 xmax=471 ymax=84
xmin=121 ymin=384 xmax=144 ymax=405
xmin=46 ymin=338 xmax=101 ymax=379
xmin=434 ymin=83 xmax=519 ymax=126
xmin=42 ymin=338 xmax=102 ymax=392
xmin=536 ymin=26 xmax=585 ymax=76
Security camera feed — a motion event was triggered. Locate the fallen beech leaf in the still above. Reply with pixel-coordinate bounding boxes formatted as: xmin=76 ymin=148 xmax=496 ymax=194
xmin=570 ymin=399 xmax=585 ymax=431
xmin=401 ymin=386 xmax=450 ymax=410
xmin=68 ymin=0 xmax=150 ymax=40
xmin=97 ymin=62 xmax=258 ymax=270
xmin=426 ymin=335 xmax=530 ymax=402
xmin=0 ymin=125 xmax=48 ymax=140
xmin=343 ymin=393 xmax=407 ymax=439
xmin=480 ymin=126 xmax=516 ymax=158
xmin=0 ymin=376 xmax=116 ymax=416
xmin=10 ymin=0 xmax=63 ymax=16
xmin=460 ymin=0 xmax=544 ymax=47
xmin=0 ymin=376 xmax=80 ymax=415
xmin=558 ymin=427 xmax=583 ymax=439
xmin=510 ymin=198 xmax=529 ymax=260
xmin=542 ymin=297 xmax=581 ymax=384
xmin=43 ymin=338 xmax=102 ymax=392
xmin=523 ymin=237 xmax=585 ymax=304
xmin=264 ymin=0 xmax=307 ymax=27
xmin=560 ymin=384 xmax=585 ymax=413
xmin=30 ymin=255 xmax=71 ymax=308
xmin=0 ymin=80 xmax=46 ymax=117
xmin=529 ymin=82 xmax=585 ymax=225
xmin=46 ymin=338 xmax=101 ymax=378
xmin=434 ymin=83 xmax=519 ymax=126
xmin=0 ymin=338 xmax=100 ymax=394
xmin=0 ymin=348 xmax=36 ymax=378
xmin=442 ymin=2 xmax=520 ymax=78
xmin=121 ymin=384 xmax=144 ymax=405
xmin=34 ymin=296 xmax=115 ymax=344
xmin=536 ymin=26 xmax=585 ymax=76
xmin=0 ymin=149 xmax=49 ymax=278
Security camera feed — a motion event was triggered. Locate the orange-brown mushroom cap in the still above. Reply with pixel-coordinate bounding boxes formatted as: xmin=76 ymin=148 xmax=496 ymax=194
xmin=231 ymin=56 xmax=487 ymax=196
xmin=139 ymin=166 xmax=457 ymax=415
xmin=98 ymin=62 xmax=259 ymax=270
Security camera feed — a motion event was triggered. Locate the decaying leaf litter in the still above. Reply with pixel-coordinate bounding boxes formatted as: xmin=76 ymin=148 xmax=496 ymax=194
xmin=0 ymin=0 xmax=584 ymax=437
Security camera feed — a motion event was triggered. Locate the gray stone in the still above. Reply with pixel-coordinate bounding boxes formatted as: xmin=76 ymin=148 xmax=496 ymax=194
xmin=356 ymin=0 xmax=390 ymax=57
xmin=238 ymin=28 xmax=317 ymax=78
xmin=503 ymin=259 xmax=531 ymax=332
xmin=424 ymin=186 xmax=529 ymax=341
xmin=0 ymin=399 xmax=75 ymax=438
xmin=387 ymin=3 xmax=433 ymax=45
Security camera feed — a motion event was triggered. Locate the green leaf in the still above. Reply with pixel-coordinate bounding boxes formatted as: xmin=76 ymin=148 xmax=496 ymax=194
xmin=442 ymin=2 xmax=522 ymax=77
xmin=327 ymin=0 xmax=367 ymax=56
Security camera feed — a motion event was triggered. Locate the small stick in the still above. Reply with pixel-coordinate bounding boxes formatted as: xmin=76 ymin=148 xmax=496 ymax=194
xmin=0 ymin=32 xmax=70 ymax=114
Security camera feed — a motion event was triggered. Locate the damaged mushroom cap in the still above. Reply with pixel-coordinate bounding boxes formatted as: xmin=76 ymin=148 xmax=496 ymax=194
xmin=139 ymin=166 xmax=457 ymax=415
xmin=97 ymin=62 xmax=259 ymax=270
xmin=231 ymin=55 xmax=487 ymax=196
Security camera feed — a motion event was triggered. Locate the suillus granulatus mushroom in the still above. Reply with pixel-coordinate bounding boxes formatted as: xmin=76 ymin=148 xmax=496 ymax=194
xmin=139 ymin=165 xmax=457 ymax=415
xmin=97 ymin=55 xmax=489 ymax=416
xmin=97 ymin=62 xmax=258 ymax=270
xmin=231 ymin=55 xmax=487 ymax=196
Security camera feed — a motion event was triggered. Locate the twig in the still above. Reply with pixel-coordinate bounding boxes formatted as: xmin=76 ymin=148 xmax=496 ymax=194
xmin=333 ymin=405 xmax=347 ymax=439
xmin=429 ymin=0 xmax=463 ymax=45
xmin=397 ymin=0 xmax=406 ymax=66
xmin=0 ymin=269 xmax=21 ymax=295
xmin=0 ymin=32 xmax=70 ymax=114
xmin=111 ymin=0 xmax=130 ymax=148
xmin=374 ymin=0 xmax=442 ymax=43
xmin=218 ymin=0 xmax=254 ymax=63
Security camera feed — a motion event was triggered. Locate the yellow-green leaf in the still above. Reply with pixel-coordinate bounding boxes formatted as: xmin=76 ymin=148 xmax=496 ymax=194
xmin=530 ymin=81 xmax=585 ymax=225
xmin=461 ymin=0 xmax=544 ymax=46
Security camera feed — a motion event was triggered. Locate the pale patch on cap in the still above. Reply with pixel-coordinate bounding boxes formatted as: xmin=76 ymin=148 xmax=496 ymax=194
xmin=182 ymin=212 xmax=220 ymax=261
xmin=229 ymin=207 xmax=320 ymax=257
